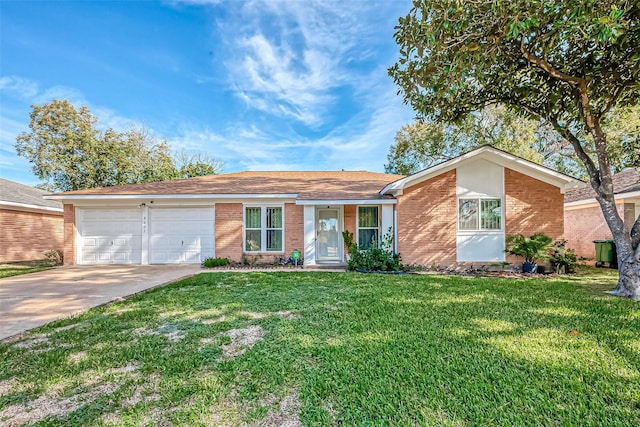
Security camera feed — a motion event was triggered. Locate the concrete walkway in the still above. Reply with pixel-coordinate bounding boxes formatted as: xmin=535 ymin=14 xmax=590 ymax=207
xmin=0 ymin=265 xmax=202 ymax=341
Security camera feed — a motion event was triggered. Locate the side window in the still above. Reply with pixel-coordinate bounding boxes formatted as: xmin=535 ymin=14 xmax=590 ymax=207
xmin=358 ymin=206 xmax=379 ymax=249
xmin=458 ymin=199 xmax=501 ymax=231
xmin=245 ymin=206 xmax=283 ymax=252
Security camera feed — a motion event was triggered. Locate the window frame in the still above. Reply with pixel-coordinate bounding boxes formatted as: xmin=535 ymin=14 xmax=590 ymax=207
xmin=457 ymin=197 xmax=503 ymax=232
xmin=243 ymin=204 xmax=285 ymax=253
xmin=357 ymin=205 xmax=381 ymax=250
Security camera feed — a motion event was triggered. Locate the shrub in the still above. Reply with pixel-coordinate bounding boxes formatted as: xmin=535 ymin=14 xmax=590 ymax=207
xmin=203 ymin=257 xmax=229 ymax=268
xmin=549 ymin=239 xmax=578 ymax=274
xmin=505 ymin=233 xmax=553 ymax=264
xmin=44 ymin=249 xmax=64 ymax=266
xmin=345 ymin=227 xmax=402 ymax=272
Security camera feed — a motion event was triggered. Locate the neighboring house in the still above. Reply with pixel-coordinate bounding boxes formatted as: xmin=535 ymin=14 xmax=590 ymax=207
xmin=564 ymin=168 xmax=640 ymax=259
xmin=46 ymin=146 xmax=582 ymax=267
xmin=0 ymin=178 xmax=64 ymax=262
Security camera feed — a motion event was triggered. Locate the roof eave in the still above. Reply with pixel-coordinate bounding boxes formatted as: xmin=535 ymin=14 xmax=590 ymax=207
xmin=380 ymin=146 xmax=585 ymax=195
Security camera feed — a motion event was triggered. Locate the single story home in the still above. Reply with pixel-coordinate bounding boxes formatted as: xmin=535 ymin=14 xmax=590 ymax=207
xmin=0 ymin=178 xmax=64 ymax=262
xmin=46 ymin=146 xmax=583 ymax=267
xmin=564 ymin=168 xmax=640 ymax=259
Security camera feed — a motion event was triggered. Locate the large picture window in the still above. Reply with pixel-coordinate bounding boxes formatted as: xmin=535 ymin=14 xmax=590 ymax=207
xmin=358 ymin=206 xmax=379 ymax=249
xmin=245 ymin=206 xmax=283 ymax=252
xmin=458 ymin=198 xmax=502 ymax=231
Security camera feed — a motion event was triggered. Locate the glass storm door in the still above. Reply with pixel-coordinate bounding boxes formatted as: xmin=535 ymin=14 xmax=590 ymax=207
xmin=316 ymin=208 xmax=341 ymax=261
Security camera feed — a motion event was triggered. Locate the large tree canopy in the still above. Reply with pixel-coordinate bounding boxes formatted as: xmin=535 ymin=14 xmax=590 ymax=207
xmin=386 ymin=105 xmax=640 ymax=177
xmin=390 ymin=1 xmax=640 ymax=299
xmin=386 ymin=105 xmax=546 ymax=175
xmin=16 ymin=100 xmax=223 ymax=191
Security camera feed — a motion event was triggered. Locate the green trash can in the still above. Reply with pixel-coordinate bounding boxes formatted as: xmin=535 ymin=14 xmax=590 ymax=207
xmin=593 ymin=240 xmax=617 ymax=268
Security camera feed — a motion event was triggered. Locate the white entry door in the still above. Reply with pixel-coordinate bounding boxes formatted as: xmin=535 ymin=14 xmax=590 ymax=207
xmin=78 ymin=208 xmax=142 ymax=264
xmin=149 ymin=207 xmax=214 ymax=264
xmin=316 ymin=208 xmax=341 ymax=261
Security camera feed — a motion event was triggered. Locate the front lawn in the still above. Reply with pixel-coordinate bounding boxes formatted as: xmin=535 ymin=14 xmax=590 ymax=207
xmin=0 ymin=260 xmax=54 ymax=279
xmin=1 ymin=271 xmax=638 ymax=426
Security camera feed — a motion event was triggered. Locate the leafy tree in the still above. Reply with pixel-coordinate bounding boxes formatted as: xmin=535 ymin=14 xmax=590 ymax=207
xmin=385 ymin=105 xmax=545 ymax=174
xmin=386 ymin=105 xmax=639 ymax=177
xmin=16 ymin=100 xmax=222 ymax=191
xmin=173 ymin=150 xmax=224 ymax=178
xmin=389 ymin=1 xmax=640 ymax=299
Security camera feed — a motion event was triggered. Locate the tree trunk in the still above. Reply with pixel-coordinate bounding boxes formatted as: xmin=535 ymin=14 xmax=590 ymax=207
xmin=594 ymin=186 xmax=640 ymax=300
xmin=610 ymin=256 xmax=640 ymax=301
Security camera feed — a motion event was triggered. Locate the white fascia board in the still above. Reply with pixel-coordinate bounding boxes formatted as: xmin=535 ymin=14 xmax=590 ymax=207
xmin=44 ymin=193 xmax=298 ymax=201
xmin=380 ymin=146 xmax=584 ymax=195
xmin=564 ymin=190 xmax=640 ymax=207
xmin=296 ymin=199 xmax=396 ymax=206
xmin=0 ymin=200 xmax=63 ymax=213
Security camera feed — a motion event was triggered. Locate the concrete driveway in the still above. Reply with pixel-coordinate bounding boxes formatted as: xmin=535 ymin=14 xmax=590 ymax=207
xmin=0 ymin=265 xmax=202 ymax=341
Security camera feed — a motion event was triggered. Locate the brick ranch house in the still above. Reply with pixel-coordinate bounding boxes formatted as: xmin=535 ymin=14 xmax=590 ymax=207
xmin=564 ymin=167 xmax=640 ymax=259
xmin=46 ymin=146 xmax=582 ymax=267
xmin=0 ymin=178 xmax=64 ymax=262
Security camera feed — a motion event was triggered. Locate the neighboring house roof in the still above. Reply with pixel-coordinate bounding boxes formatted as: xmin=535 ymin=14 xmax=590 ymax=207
xmin=46 ymin=171 xmax=405 ymax=202
xmin=564 ymin=168 xmax=640 ymax=204
xmin=0 ymin=178 xmax=63 ymax=212
xmin=381 ymin=145 xmax=585 ymax=196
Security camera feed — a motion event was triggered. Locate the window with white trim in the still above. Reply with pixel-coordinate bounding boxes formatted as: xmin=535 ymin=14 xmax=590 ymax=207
xmin=245 ymin=206 xmax=283 ymax=252
xmin=458 ymin=198 xmax=502 ymax=231
xmin=358 ymin=206 xmax=380 ymax=249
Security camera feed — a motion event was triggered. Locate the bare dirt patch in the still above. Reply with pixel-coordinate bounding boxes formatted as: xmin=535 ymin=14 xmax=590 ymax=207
xmin=275 ymin=311 xmax=300 ymax=320
xmin=239 ymin=311 xmax=267 ymax=320
xmin=133 ymin=324 xmax=186 ymax=342
xmin=254 ymin=390 xmax=302 ymax=427
xmin=0 ymin=362 xmax=142 ymax=426
xmin=53 ymin=322 xmax=87 ymax=333
xmin=202 ymin=315 xmax=227 ymax=324
xmin=220 ymin=325 xmax=266 ymax=360
xmin=68 ymin=351 xmax=88 ymax=364
xmin=14 ymin=335 xmax=50 ymax=349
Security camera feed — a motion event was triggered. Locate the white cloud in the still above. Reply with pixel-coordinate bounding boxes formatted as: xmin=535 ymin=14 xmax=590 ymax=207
xmin=215 ymin=0 xmax=394 ymax=127
xmin=0 ymin=76 xmax=39 ymax=100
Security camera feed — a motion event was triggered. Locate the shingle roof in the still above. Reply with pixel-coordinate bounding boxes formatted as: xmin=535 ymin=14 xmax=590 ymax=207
xmin=49 ymin=171 xmax=405 ymax=201
xmin=564 ymin=168 xmax=640 ymax=203
xmin=0 ymin=178 xmax=63 ymax=210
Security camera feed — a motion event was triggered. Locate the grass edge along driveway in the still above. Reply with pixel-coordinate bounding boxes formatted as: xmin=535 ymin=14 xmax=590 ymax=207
xmin=1 ymin=270 xmax=638 ymax=426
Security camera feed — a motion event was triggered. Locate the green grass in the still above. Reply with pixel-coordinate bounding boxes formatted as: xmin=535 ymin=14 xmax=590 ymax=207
xmin=1 ymin=270 xmax=638 ymax=426
xmin=0 ymin=259 xmax=54 ymax=278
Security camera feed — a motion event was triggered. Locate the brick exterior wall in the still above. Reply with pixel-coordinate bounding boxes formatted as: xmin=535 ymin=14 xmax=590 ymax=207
xmin=63 ymin=204 xmax=76 ymax=265
xmin=284 ymin=203 xmax=304 ymax=254
xmin=564 ymin=202 xmax=630 ymax=259
xmin=215 ymin=202 xmax=305 ymax=263
xmin=396 ymin=170 xmax=457 ymax=265
xmin=0 ymin=208 xmax=64 ymax=262
xmin=215 ymin=203 xmax=244 ymax=262
xmin=504 ymin=169 xmax=564 ymax=241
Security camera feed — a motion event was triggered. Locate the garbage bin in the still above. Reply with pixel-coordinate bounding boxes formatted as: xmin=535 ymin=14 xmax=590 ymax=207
xmin=593 ymin=240 xmax=617 ymax=268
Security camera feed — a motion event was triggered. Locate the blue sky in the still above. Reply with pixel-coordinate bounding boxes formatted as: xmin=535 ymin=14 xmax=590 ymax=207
xmin=0 ymin=0 xmax=415 ymax=186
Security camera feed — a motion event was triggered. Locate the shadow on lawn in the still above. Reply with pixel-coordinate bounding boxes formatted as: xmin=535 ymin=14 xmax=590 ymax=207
xmin=0 ymin=272 xmax=638 ymax=426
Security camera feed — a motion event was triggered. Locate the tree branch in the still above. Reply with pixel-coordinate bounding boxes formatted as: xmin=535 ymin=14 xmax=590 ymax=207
xmin=547 ymin=117 xmax=600 ymax=185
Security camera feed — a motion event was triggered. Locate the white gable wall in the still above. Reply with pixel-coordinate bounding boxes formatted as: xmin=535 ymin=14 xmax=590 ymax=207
xmin=456 ymin=159 xmax=505 ymax=262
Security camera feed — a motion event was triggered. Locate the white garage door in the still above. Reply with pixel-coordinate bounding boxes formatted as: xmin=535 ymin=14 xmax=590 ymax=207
xmin=79 ymin=209 xmax=142 ymax=264
xmin=149 ymin=207 xmax=214 ymax=264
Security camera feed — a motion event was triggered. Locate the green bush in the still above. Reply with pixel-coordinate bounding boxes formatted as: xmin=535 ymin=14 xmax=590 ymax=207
xmin=505 ymin=232 xmax=553 ymax=264
xmin=344 ymin=227 xmax=402 ymax=272
xmin=549 ymin=239 xmax=578 ymax=274
xmin=202 ymin=257 xmax=229 ymax=268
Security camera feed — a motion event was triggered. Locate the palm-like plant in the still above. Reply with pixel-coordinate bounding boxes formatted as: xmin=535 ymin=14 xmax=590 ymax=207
xmin=505 ymin=233 xmax=553 ymax=264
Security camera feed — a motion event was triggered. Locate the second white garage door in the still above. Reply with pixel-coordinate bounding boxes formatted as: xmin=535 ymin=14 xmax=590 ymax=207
xmin=149 ymin=207 xmax=214 ymax=264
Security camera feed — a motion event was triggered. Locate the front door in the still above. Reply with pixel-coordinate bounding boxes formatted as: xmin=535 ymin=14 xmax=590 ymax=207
xmin=316 ymin=208 xmax=341 ymax=261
